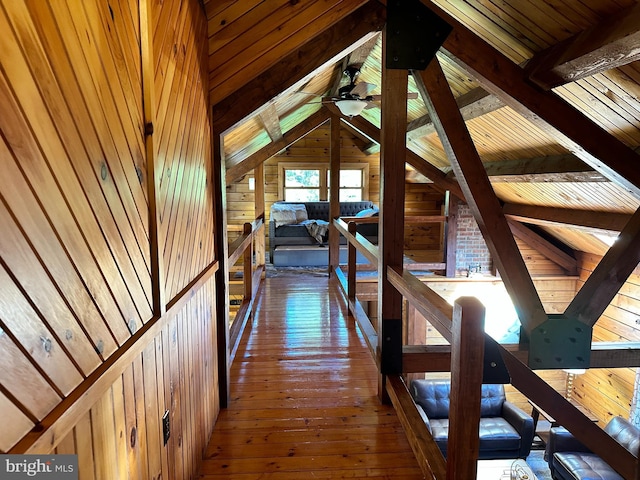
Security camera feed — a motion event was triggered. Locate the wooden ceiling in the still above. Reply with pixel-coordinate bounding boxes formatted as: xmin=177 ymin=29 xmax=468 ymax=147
xmin=203 ymin=0 xmax=640 ymax=256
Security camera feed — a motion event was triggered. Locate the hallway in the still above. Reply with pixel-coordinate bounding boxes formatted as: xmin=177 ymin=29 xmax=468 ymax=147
xmin=199 ymin=273 xmax=423 ymax=478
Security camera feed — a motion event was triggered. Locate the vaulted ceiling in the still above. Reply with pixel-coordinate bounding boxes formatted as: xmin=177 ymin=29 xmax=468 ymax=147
xmin=203 ymin=0 xmax=640 ymax=257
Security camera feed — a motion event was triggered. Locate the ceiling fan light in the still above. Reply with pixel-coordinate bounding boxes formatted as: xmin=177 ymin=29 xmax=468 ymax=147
xmin=335 ymin=99 xmax=366 ymax=117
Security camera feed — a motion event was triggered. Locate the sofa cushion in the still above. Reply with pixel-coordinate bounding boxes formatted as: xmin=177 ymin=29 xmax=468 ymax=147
xmin=480 ymin=384 xmax=506 ymax=417
xmin=478 ymin=418 xmax=521 ymax=451
xmin=429 ymin=418 xmax=521 ymax=454
xmin=553 ymin=452 xmax=624 ymax=480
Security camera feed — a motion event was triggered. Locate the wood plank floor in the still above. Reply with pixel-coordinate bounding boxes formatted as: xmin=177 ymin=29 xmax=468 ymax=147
xmin=199 ymin=273 xmax=424 ymax=479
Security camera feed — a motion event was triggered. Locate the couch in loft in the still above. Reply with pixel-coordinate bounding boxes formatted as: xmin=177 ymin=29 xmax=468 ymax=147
xmin=269 ymin=201 xmax=379 ymax=265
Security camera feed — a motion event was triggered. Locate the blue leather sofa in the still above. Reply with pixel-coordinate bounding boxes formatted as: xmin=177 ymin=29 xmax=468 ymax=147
xmin=410 ymin=379 xmax=535 ymax=459
xmin=547 ymin=416 xmax=639 ymax=480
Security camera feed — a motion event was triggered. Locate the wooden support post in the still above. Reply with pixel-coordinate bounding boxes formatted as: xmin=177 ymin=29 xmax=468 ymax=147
xmin=140 ymin=0 xmax=165 ymax=316
xmin=447 ymin=297 xmax=486 ymax=480
xmin=378 ymin=29 xmax=408 ymax=400
xmin=348 ymin=221 xmax=357 ymax=303
xmin=444 ymin=192 xmax=457 ymax=278
xmin=212 ymin=129 xmax=230 ymax=408
xmin=329 ymin=115 xmax=341 ymax=275
xmin=243 ymin=223 xmax=253 ymax=303
xmin=254 ymin=163 xmax=266 ymax=269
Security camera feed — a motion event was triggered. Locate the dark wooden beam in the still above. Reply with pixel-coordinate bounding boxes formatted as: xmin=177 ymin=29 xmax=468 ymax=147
xmin=508 ymin=220 xmax=577 ymax=275
xmin=424 ymin=1 xmax=640 ymax=199
xmin=377 ymin=29 xmax=407 ymax=397
xmin=525 ymin=2 xmax=640 ymax=90
xmin=212 ymin=129 xmax=230 ymax=408
xmin=226 ymin=109 xmax=330 ymax=183
xmin=402 ymin=342 xmax=640 ymax=372
xmin=501 ymin=346 xmax=637 ymax=480
xmin=503 ymin=203 xmax=631 ymax=232
xmin=564 ymin=206 xmax=640 ymax=326
xmin=478 ymin=154 xmax=607 ymax=183
xmin=212 ymin=1 xmax=386 ymax=134
xmin=419 ymin=57 xmax=548 ymax=337
xmin=407 ymin=85 xmax=504 ymax=142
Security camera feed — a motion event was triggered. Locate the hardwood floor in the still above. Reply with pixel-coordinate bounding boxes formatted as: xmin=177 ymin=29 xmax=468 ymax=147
xmin=199 ymin=273 xmax=424 ymax=479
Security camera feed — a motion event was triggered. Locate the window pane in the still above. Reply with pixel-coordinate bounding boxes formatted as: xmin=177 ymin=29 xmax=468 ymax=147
xmin=285 ymin=169 xmax=320 ymax=187
xmin=339 ymin=189 xmax=362 ymax=201
xmin=340 ymin=169 xmax=362 ymax=188
xmin=285 ymin=189 xmax=320 ymax=202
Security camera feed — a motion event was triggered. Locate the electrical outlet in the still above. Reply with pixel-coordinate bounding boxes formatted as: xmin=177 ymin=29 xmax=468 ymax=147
xmin=162 ymin=410 xmax=170 ymax=445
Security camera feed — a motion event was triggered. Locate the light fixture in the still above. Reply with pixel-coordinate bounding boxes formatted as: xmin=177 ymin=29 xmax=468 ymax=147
xmin=335 ymin=99 xmax=367 ymax=117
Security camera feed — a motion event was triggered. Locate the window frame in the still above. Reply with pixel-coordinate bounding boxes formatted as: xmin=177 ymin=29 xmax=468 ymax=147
xmin=278 ymin=163 xmax=369 ymax=202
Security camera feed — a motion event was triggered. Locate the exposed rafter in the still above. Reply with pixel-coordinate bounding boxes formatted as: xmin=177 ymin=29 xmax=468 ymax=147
xmin=258 ymin=104 xmax=283 ymax=142
xmin=419 ymin=57 xmax=549 ymax=339
xmin=503 ymin=203 xmax=631 ymax=232
xmin=525 ymin=2 xmax=640 ymax=90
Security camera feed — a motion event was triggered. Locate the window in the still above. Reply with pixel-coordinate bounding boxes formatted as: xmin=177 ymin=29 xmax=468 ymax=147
xmin=279 ymin=163 xmax=368 ymax=202
xmin=284 ymin=168 xmax=320 ymax=201
xmin=330 ymin=169 xmax=363 ymax=201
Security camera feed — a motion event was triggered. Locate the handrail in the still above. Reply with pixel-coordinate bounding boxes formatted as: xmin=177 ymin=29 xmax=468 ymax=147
xmin=333 ymin=218 xmax=379 ymax=265
xmin=227 ymin=217 xmax=265 ymax=364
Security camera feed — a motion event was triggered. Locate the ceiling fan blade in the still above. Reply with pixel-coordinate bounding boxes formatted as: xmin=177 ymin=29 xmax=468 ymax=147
xmin=367 ymin=92 xmax=419 ymax=101
xmin=349 ymin=82 xmax=376 ymax=98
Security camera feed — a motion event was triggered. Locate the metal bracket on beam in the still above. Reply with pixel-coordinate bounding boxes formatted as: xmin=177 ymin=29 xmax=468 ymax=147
xmin=483 ymin=337 xmax=511 ymax=384
xmin=386 ymin=0 xmax=452 ymax=70
xmin=528 ymin=314 xmax=592 ymax=369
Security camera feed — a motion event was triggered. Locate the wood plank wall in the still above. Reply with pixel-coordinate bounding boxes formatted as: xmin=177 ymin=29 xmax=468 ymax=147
xmin=573 ymin=252 xmax=639 ymax=423
xmin=0 ymin=1 xmax=219 ymax=478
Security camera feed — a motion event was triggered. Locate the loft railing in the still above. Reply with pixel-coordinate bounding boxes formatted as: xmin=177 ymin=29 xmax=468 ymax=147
xmin=227 ymin=217 xmax=265 ymax=362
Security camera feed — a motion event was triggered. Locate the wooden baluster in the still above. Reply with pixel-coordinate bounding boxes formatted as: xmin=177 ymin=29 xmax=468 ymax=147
xmin=348 ymin=221 xmax=357 ymax=303
xmin=243 ymin=222 xmax=253 ymax=304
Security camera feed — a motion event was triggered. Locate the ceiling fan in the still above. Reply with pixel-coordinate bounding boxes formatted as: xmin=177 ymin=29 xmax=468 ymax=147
xmin=299 ymin=65 xmax=418 ymax=117
xmin=331 ymin=65 xmax=378 ymax=117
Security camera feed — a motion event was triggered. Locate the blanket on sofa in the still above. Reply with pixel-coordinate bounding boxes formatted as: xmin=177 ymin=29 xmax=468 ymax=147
xmin=304 ymin=220 xmax=329 ymax=243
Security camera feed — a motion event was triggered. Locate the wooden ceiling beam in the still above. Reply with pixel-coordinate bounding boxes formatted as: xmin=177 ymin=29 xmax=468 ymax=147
xmin=212 ymin=1 xmax=386 ymax=134
xmin=473 ymin=154 xmax=607 ymax=183
xmin=503 ymin=203 xmax=631 ymax=232
xmin=423 ymin=2 xmax=640 ymax=200
xmin=419 ymin=57 xmax=548 ymax=337
xmin=258 ymin=104 xmax=283 ymax=142
xmin=525 ymin=2 xmax=640 ymax=90
xmin=225 ymin=109 xmax=330 ymax=183
xmin=407 ymin=86 xmax=504 ymax=142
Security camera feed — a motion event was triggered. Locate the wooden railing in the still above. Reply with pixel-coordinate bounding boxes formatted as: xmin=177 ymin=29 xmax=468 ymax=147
xmin=332 ymin=216 xmax=640 ymax=480
xmin=227 ymin=217 xmax=265 ymax=362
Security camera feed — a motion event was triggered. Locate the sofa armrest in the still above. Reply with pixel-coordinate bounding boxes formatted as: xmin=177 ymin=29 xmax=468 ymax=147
xmin=503 ymin=401 xmax=535 ymax=457
xmin=548 ymin=426 xmax=592 ymax=457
